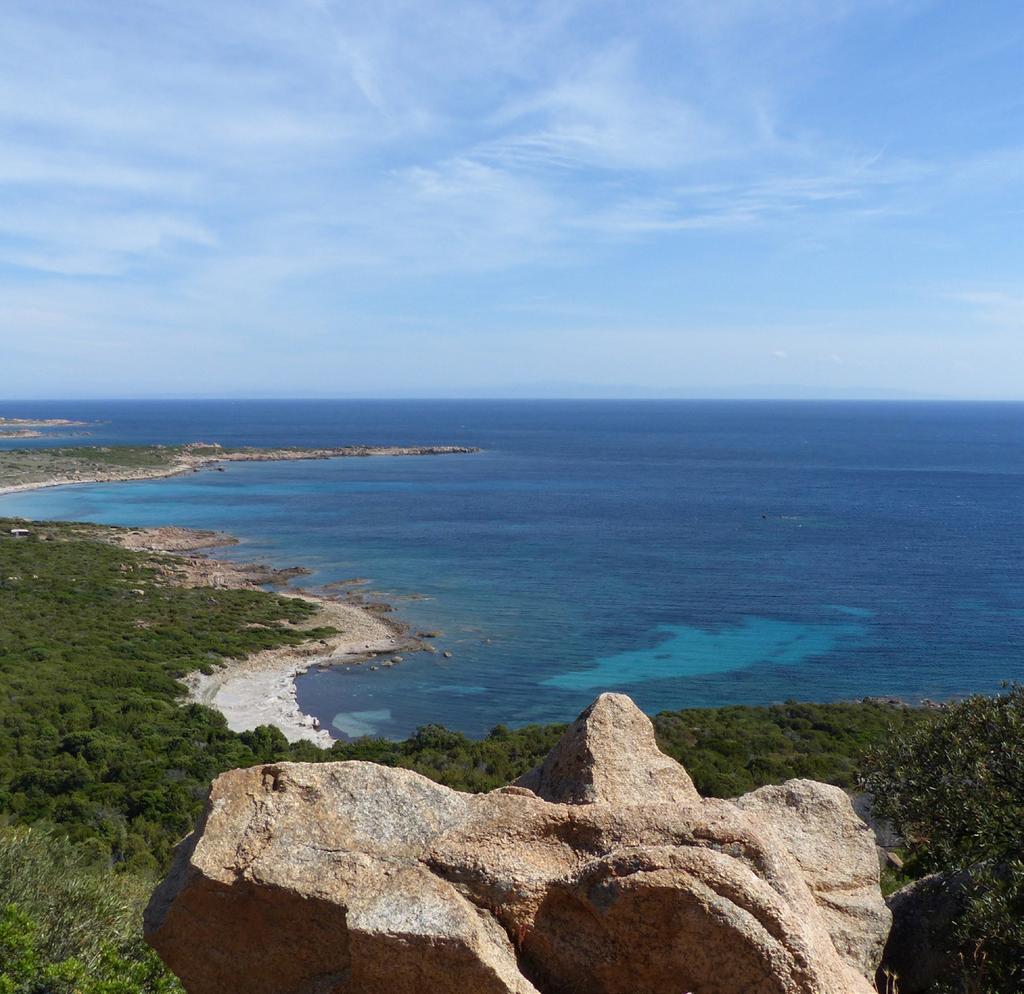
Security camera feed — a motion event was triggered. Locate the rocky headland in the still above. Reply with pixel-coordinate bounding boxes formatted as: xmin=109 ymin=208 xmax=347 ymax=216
xmin=0 ymin=441 xmax=479 ymax=495
xmin=145 ymin=693 xmax=890 ymax=994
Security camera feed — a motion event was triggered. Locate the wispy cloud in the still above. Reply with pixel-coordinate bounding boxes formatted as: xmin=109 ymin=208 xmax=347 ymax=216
xmin=0 ymin=0 xmax=953 ymax=280
xmin=944 ymin=290 xmax=1024 ymax=331
xmin=1 ymin=0 xmax=1022 ymax=397
xmin=479 ymin=44 xmax=728 ymax=172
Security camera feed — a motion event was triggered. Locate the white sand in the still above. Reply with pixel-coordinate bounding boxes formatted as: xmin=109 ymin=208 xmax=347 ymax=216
xmin=183 ymin=596 xmax=406 ymax=747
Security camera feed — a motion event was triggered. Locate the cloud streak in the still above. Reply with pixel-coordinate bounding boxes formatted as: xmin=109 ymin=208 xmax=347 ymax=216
xmin=1 ymin=0 xmax=1022 ymax=397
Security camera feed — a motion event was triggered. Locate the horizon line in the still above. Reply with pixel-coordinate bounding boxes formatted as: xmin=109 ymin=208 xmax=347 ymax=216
xmin=4 ymin=395 xmax=1024 ymax=405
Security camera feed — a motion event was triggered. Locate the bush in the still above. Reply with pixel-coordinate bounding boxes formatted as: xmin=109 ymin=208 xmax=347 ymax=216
xmin=654 ymin=699 xmax=931 ymax=797
xmin=0 ymin=828 xmax=180 ymax=993
xmin=0 ymin=524 xmax=334 ymax=869
xmin=861 ymin=686 xmax=1024 ymax=992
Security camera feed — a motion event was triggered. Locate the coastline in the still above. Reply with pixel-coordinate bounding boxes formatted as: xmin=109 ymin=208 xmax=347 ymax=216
xmin=183 ymin=595 xmax=407 ymax=747
xmin=111 ymin=526 xmax=416 ymax=747
xmin=0 ymin=441 xmax=478 ymax=745
xmin=83 ymin=524 xmax=417 ymax=747
xmin=0 ymin=441 xmax=479 ymax=496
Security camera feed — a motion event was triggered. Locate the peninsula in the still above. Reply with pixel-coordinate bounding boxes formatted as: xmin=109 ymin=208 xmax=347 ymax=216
xmin=0 ymin=441 xmax=479 ymax=495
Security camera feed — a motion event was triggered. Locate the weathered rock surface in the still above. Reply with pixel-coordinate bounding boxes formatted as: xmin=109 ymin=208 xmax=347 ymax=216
xmin=512 ymin=691 xmax=700 ymax=805
xmin=734 ymin=779 xmax=891 ymax=978
xmin=146 ymin=693 xmax=889 ymax=994
xmin=880 ymin=868 xmax=974 ymax=993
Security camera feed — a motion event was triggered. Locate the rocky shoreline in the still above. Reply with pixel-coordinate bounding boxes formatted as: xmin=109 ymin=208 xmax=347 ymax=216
xmin=0 ymin=441 xmax=480 ymax=495
xmin=0 ymin=439 xmax=477 ymax=744
xmin=100 ymin=525 xmax=421 ymax=746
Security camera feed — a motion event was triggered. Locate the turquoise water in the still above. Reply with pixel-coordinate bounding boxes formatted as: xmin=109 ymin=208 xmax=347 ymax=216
xmin=1 ymin=399 xmax=1022 ymax=738
xmin=541 ymin=617 xmax=866 ymax=690
xmin=331 ymin=709 xmax=395 ymax=738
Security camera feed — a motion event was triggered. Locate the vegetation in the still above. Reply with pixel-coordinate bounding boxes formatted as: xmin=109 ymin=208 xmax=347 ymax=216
xmin=0 ymin=516 xmax=966 ymax=991
xmin=0 ymin=446 xmax=196 ymax=489
xmin=0 ymin=520 xmax=336 ymax=872
xmin=0 ymin=442 xmax=310 ymax=490
xmin=0 ymin=828 xmax=179 ymax=993
xmin=653 ymin=700 xmax=923 ymax=797
xmin=862 ymin=687 xmax=1024 ymax=993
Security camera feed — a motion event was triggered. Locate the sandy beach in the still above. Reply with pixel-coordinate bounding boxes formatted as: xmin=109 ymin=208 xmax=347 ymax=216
xmin=184 ymin=596 xmax=406 ymax=746
xmin=100 ymin=526 xmax=415 ymax=747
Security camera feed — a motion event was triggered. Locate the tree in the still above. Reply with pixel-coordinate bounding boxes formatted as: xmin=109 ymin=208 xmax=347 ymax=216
xmin=861 ymin=686 xmax=1024 ymax=992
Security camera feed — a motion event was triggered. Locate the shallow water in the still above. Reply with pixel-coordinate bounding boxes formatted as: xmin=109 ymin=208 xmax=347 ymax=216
xmin=2 ymin=399 xmax=1022 ymax=738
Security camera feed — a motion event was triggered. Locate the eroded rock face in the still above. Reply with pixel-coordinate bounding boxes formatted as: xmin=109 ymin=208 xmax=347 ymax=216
xmin=734 ymin=779 xmax=891 ymax=977
xmin=146 ymin=693 xmax=889 ymax=994
xmin=512 ymin=692 xmax=701 ymax=806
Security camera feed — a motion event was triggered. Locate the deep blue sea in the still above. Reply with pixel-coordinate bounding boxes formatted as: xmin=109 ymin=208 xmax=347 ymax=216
xmin=2 ymin=400 xmax=1022 ymax=739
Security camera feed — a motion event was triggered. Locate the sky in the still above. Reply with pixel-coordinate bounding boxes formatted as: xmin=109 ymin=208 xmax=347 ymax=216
xmin=1 ymin=0 xmax=1022 ymax=400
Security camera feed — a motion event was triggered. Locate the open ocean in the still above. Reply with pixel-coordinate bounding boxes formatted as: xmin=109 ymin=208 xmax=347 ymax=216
xmin=1 ymin=399 xmax=1022 ymax=740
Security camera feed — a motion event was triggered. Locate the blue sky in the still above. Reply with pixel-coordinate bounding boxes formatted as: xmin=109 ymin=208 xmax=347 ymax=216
xmin=1 ymin=0 xmax=1022 ymax=399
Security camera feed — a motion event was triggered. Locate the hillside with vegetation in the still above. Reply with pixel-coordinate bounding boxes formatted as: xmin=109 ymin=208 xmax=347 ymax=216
xmin=1 ymin=517 xmax=1016 ymax=991
xmin=0 ymin=518 xmax=931 ymax=868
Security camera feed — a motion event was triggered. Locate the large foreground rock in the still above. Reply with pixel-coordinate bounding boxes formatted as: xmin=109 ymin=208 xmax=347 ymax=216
xmin=146 ymin=693 xmax=889 ymax=994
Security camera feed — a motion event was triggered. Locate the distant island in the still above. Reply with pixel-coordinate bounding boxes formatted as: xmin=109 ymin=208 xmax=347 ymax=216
xmin=0 ymin=415 xmax=91 ymax=439
xmin=0 ymin=440 xmax=480 ymax=495
xmin=0 ymin=416 xmax=89 ymax=427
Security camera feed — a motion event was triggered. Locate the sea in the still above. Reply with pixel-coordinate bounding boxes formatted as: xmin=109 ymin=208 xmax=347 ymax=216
xmin=1 ymin=399 xmax=1022 ymax=740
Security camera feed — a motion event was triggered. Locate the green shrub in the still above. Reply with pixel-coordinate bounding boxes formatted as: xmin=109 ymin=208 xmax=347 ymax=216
xmin=655 ymin=700 xmax=929 ymax=797
xmin=0 ymin=524 xmax=334 ymax=869
xmin=861 ymin=686 xmax=1024 ymax=992
xmin=0 ymin=828 xmax=180 ymax=993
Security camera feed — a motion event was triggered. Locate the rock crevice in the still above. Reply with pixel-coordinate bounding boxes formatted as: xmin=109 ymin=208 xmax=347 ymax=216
xmin=146 ymin=693 xmax=890 ymax=994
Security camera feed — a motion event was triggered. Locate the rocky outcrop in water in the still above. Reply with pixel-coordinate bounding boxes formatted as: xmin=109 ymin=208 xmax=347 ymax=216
xmin=145 ymin=693 xmax=890 ymax=994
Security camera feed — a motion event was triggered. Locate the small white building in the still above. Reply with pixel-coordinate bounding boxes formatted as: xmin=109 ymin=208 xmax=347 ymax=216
xmin=9 ymin=528 xmax=30 ymax=538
